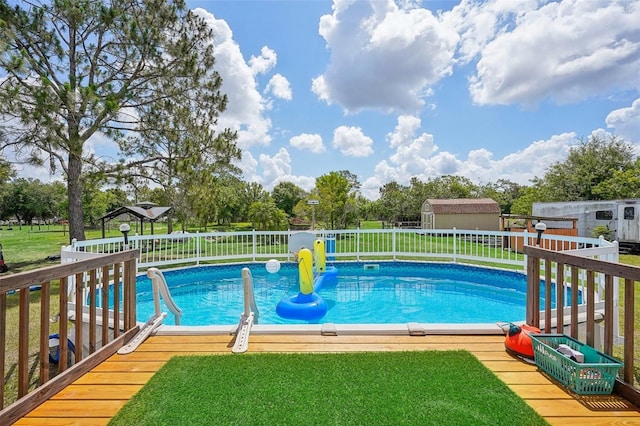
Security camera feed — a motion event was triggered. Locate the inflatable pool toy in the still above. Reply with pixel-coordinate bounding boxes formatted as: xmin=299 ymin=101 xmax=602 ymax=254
xmin=314 ymin=239 xmax=326 ymax=273
xmin=502 ymin=323 xmax=541 ymax=360
xmin=276 ymin=247 xmax=327 ymax=320
xmin=276 ymin=239 xmax=338 ymax=321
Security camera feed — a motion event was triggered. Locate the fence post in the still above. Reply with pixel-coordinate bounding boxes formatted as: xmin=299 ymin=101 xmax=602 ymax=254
xmin=252 ymin=229 xmax=257 ymax=262
xmin=452 ymin=227 xmax=457 ymax=263
xmin=523 ymin=229 xmax=529 ymax=275
xmin=392 ymin=227 xmax=396 ymax=261
xmin=196 ymin=231 xmax=201 ymax=266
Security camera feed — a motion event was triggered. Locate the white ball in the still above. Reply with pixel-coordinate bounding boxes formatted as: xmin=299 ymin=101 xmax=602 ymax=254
xmin=266 ymin=259 xmax=281 ymax=273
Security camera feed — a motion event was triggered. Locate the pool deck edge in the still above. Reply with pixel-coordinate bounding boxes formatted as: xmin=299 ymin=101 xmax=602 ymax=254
xmin=152 ymin=322 xmax=506 ymax=336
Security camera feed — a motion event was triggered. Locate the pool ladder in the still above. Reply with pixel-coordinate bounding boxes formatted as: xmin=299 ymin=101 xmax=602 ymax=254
xmin=232 ymin=267 xmax=259 ymax=353
xmin=118 ymin=267 xmax=182 ymax=354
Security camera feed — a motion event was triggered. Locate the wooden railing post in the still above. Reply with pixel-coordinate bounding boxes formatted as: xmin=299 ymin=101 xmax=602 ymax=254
xmin=570 ymin=266 xmax=579 ymax=338
xmin=113 ymin=263 xmax=121 ymax=339
xmin=526 ymin=254 xmax=540 ymax=327
xmin=624 ymin=278 xmax=635 ymax=384
xmin=38 ymin=282 xmax=51 ymax=385
xmin=604 ymin=274 xmax=614 ymax=354
xmin=123 ymin=257 xmax=137 ymax=330
xmin=556 ymin=264 xmax=564 ymax=334
xmin=59 ymin=277 xmax=69 ymax=373
xmin=101 ymin=265 xmax=110 ymax=346
xmin=586 ymin=270 xmax=595 ymax=347
xmin=0 ymin=293 xmax=5 ymax=408
xmin=18 ymin=289 xmax=30 ymax=398
xmin=544 ymin=259 xmax=552 ymax=333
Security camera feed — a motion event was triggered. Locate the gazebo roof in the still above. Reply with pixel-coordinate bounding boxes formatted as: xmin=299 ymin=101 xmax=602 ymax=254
xmin=99 ymin=202 xmax=171 ymax=237
xmin=99 ymin=203 xmax=171 ymax=222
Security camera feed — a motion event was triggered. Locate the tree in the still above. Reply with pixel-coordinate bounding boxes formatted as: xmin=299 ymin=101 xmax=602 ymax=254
xmin=355 ymin=195 xmax=377 ymax=221
xmin=377 ymin=181 xmax=408 ymax=224
xmin=247 ymin=200 xmax=287 ymax=231
xmin=592 ymin=158 xmax=640 ymax=200
xmin=188 ymin=174 xmax=244 ymax=229
xmin=510 ymin=186 xmax=549 ymax=216
xmin=479 ymin=179 xmax=524 ymax=214
xmin=315 ymin=171 xmax=357 ymax=229
xmin=422 ymin=175 xmax=479 ymax=199
xmin=1 ymin=178 xmax=57 ymax=227
xmin=0 ymin=0 xmax=236 ymax=241
xmin=83 ymin=185 xmax=130 ymax=229
xmin=272 ymin=181 xmax=306 ymax=217
xmin=0 ymin=157 xmax=14 ymax=184
xmin=534 ymin=135 xmax=634 ymax=201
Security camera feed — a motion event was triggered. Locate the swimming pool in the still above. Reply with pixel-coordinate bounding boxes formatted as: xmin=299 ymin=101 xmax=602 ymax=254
xmin=134 ymin=262 xmax=532 ymax=326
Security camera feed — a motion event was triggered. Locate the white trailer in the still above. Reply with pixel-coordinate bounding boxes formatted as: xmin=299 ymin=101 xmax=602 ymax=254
xmin=532 ymin=200 xmax=640 ymax=253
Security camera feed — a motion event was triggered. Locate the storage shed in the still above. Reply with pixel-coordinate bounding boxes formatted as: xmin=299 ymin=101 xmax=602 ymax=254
xmin=421 ymin=198 xmax=501 ymax=231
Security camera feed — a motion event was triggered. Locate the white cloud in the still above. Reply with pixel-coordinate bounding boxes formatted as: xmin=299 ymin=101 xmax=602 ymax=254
xmin=252 ymin=148 xmax=316 ymax=191
xmin=234 ymin=150 xmax=260 ymax=184
xmin=259 ymin=148 xmax=292 ymax=182
xmin=606 ymin=98 xmax=640 ymax=143
xmin=265 ymin=73 xmax=292 ymax=101
xmin=193 ymin=9 xmax=273 ymax=149
xmin=467 ymin=0 xmax=640 ymax=106
xmin=313 ymin=0 xmax=458 ymax=113
xmin=386 ymin=115 xmax=438 ymax=176
xmin=249 ymin=46 xmax=277 ymax=75
xmin=462 ymin=133 xmax=575 ymax=184
xmin=290 ymin=133 xmax=325 ymax=153
xmin=332 ymin=126 xmax=374 ymax=157
xmin=445 ymin=0 xmax=539 ymax=65
xmin=359 ymin=119 xmax=577 ymax=200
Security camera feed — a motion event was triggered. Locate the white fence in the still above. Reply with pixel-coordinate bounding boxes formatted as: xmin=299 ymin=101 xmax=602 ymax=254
xmin=65 ymin=228 xmax=618 ymax=272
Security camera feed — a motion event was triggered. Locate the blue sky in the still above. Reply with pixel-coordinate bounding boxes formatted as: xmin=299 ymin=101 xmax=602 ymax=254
xmin=19 ymin=0 xmax=640 ymax=199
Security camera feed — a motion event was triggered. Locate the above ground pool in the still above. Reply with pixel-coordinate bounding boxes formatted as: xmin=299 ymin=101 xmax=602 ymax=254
xmin=134 ymin=262 xmax=535 ymax=326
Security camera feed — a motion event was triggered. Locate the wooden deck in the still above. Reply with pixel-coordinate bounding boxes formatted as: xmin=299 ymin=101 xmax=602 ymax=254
xmin=13 ymin=333 xmax=640 ymax=425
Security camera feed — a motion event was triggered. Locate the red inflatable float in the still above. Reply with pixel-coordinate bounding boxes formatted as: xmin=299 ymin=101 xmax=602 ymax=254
xmin=502 ymin=323 xmax=541 ymax=360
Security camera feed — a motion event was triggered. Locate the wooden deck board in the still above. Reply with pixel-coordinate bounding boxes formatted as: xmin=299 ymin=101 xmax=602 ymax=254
xmin=50 ymin=385 xmax=143 ymax=400
xmin=14 ymin=333 xmax=640 ymax=425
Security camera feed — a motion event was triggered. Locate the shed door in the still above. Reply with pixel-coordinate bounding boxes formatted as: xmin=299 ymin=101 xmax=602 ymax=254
xmin=422 ymin=212 xmax=434 ymax=229
xmin=617 ymin=205 xmax=640 ymax=242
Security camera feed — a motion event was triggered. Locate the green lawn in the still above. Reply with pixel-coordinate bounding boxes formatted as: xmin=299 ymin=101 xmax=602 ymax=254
xmin=109 ymin=352 xmax=548 ymax=426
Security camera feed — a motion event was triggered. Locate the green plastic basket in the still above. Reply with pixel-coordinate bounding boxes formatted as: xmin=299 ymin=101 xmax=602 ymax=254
xmin=530 ymin=334 xmax=623 ymax=395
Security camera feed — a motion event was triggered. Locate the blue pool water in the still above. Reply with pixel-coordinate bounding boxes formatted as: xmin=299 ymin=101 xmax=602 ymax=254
xmin=135 ymin=262 xmax=533 ymax=325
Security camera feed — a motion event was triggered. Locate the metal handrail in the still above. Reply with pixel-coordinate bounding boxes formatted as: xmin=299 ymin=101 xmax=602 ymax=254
xmin=146 ymin=267 xmax=183 ymax=325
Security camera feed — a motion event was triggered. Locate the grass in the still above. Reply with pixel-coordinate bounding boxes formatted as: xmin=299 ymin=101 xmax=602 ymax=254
xmin=0 ymin=224 xmax=127 ymax=272
xmin=109 ymin=351 xmax=548 ymax=426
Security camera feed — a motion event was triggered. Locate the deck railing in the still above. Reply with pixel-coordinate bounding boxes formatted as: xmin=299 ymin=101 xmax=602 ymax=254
xmin=0 ymin=249 xmax=140 ymax=424
xmin=524 ymin=245 xmax=640 ymax=405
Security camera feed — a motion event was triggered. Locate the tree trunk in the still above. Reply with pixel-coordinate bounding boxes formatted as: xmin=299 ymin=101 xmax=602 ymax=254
xmin=67 ymin=153 xmax=86 ymax=242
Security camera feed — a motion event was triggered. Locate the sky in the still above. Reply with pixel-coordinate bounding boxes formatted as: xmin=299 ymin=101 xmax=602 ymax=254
xmin=16 ymin=0 xmax=640 ymax=200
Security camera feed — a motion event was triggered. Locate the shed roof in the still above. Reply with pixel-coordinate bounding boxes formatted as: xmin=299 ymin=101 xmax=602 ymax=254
xmin=425 ymin=198 xmax=501 ymax=214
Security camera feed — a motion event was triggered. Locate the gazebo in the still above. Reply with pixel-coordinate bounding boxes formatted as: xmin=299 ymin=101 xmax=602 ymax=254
xmin=99 ymin=202 xmax=171 ymax=238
